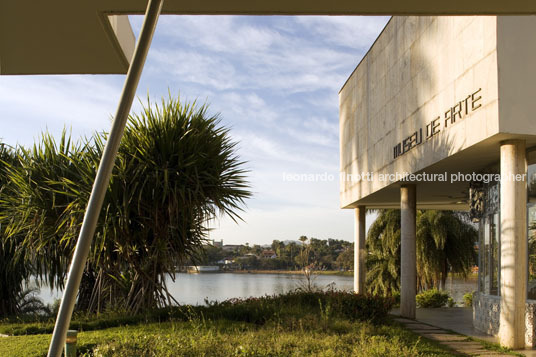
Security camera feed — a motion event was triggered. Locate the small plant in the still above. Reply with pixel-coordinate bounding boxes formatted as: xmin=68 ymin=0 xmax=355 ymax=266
xmin=447 ymin=297 xmax=456 ymax=307
xmin=416 ymin=289 xmax=450 ymax=308
xmin=463 ymin=291 xmax=474 ymax=308
xmin=392 ymin=291 xmax=401 ymax=307
xmin=318 ymin=298 xmax=332 ymax=321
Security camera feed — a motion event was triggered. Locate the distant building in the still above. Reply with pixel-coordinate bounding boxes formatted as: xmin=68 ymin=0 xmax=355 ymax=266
xmin=212 ymin=239 xmax=223 ymax=248
xmin=216 ymin=258 xmax=234 ymax=265
xmin=222 ymin=244 xmax=242 ymax=252
xmin=187 ymin=266 xmax=220 ymax=273
xmin=261 ymin=250 xmax=277 ymax=259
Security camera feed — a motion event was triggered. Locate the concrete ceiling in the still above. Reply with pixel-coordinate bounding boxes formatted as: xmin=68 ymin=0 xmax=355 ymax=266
xmin=349 ymin=135 xmax=536 ymax=210
xmin=2 ymin=1 xmax=536 ymax=75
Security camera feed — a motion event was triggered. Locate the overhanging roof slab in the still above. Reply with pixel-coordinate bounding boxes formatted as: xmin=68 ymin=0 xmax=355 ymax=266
xmin=3 ymin=1 xmax=536 ymax=75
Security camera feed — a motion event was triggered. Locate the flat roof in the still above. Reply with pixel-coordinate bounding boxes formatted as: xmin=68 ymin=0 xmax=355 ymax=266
xmin=2 ymin=1 xmax=536 ymax=75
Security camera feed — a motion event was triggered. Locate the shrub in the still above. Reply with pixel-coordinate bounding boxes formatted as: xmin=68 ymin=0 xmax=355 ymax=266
xmin=0 ymin=291 xmax=395 ymax=336
xmin=463 ymin=291 xmax=474 ymax=307
xmin=190 ymin=291 xmax=394 ymax=324
xmin=447 ymin=297 xmax=456 ymax=307
xmin=415 ymin=289 xmax=450 ymax=308
xmin=391 ymin=291 xmax=401 ymax=307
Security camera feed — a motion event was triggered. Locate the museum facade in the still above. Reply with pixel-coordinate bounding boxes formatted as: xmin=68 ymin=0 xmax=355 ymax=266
xmin=339 ymin=16 xmax=536 ymax=348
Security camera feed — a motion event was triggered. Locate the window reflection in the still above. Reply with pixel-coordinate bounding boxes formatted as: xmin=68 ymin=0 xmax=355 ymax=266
xmin=490 ymin=213 xmax=499 ymax=295
xmin=529 ymin=164 xmax=536 ymax=202
xmin=479 ymin=217 xmax=489 ymax=294
xmin=479 ymin=213 xmax=499 ymax=296
xmin=528 ymin=161 xmax=536 ymax=300
xmin=528 ymin=204 xmax=536 ymax=299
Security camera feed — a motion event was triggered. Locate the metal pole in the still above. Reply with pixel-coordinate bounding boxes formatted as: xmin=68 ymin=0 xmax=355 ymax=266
xmin=47 ymin=1 xmax=164 ymax=356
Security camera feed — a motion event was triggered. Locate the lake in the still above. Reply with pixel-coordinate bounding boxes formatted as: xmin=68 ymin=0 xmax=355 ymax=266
xmin=37 ymin=272 xmax=477 ymax=306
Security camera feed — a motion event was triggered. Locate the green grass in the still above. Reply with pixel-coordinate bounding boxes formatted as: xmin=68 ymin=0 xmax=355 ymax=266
xmin=465 ymin=336 xmax=523 ymax=356
xmin=0 ymin=291 xmax=459 ymax=356
xmin=0 ymin=319 xmax=457 ymax=357
xmin=314 ymin=270 xmax=354 ymax=277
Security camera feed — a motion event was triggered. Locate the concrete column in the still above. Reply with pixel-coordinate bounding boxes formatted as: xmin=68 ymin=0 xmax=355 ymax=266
xmin=354 ymin=206 xmax=366 ymax=294
xmin=400 ymin=184 xmax=417 ymax=319
xmin=499 ymin=140 xmax=527 ymax=349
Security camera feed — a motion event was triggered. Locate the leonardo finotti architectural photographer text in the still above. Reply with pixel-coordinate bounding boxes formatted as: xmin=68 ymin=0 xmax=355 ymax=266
xmin=282 ymin=171 xmax=528 ymax=184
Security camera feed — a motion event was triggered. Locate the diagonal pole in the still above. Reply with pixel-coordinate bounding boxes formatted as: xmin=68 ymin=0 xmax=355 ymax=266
xmin=47 ymin=1 xmax=164 ymax=356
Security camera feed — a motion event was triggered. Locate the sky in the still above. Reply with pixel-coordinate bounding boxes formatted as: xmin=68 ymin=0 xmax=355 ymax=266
xmin=0 ymin=15 xmax=389 ymax=245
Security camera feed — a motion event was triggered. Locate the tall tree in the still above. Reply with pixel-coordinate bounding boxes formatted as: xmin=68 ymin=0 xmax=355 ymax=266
xmin=366 ymin=209 xmax=477 ymax=296
xmin=366 ymin=210 xmax=401 ymax=296
xmin=416 ymin=210 xmax=477 ymax=290
xmin=0 ymin=143 xmax=32 ymax=317
xmin=1 ymin=96 xmax=251 ymax=313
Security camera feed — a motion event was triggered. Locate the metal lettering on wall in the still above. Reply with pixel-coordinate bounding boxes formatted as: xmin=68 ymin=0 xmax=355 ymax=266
xmin=393 ymin=88 xmax=482 ymax=159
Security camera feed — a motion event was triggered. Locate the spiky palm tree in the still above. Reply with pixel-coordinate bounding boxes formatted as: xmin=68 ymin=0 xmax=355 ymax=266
xmin=97 ymin=96 xmax=251 ymax=311
xmin=1 ymin=95 xmax=251 ymax=313
xmin=0 ymin=142 xmax=33 ymax=317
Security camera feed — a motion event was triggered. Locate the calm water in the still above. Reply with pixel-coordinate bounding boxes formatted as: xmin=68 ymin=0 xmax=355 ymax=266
xmin=37 ymin=273 xmax=477 ymax=306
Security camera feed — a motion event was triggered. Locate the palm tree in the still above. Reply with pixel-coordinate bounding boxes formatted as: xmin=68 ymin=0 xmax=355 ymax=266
xmin=0 ymin=143 xmax=32 ymax=317
xmin=416 ymin=210 xmax=477 ymax=290
xmin=366 ymin=209 xmax=401 ymax=296
xmin=366 ymin=209 xmax=477 ymax=295
xmin=1 ymin=95 xmax=251 ymax=313
xmin=2 ymin=132 xmax=94 ymax=293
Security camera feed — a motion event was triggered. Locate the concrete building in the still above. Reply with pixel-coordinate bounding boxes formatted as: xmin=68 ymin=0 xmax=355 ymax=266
xmin=339 ymin=16 xmax=536 ymax=349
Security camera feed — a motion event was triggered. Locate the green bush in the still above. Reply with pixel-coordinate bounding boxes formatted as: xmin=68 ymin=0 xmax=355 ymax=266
xmin=0 ymin=291 xmax=394 ymax=336
xmin=391 ymin=291 xmax=400 ymax=307
xmin=192 ymin=290 xmax=394 ymax=324
xmin=416 ymin=289 xmax=450 ymax=308
xmin=0 ymin=291 xmax=461 ymax=357
xmin=447 ymin=297 xmax=456 ymax=307
xmin=463 ymin=291 xmax=474 ymax=307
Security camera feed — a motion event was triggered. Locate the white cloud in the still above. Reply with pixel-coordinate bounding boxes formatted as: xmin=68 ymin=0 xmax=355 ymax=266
xmin=141 ymin=15 xmax=368 ymax=94
xmin=156 ymin=16 xmax=285 ymax=54
xmin=295 ymin=16 xmax=391 ymax=50
xmin=209 ymin=206 xmax=355 ymax=244
xmin=0 ymin=76 xmax=123 ymax=146
xmin=217 ymin=92 xmax=279 ymax=123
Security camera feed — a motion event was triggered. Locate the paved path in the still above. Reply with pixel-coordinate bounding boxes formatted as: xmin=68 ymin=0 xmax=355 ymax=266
xmin=391 ymin=307 xmax=536 ymax=356
xmin=393 ymin=316 xmax=513 ymax=356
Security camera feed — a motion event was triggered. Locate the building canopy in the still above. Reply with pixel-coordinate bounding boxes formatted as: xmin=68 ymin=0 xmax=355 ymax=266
xmin=2 ymin=0 xmax=536 ymax=75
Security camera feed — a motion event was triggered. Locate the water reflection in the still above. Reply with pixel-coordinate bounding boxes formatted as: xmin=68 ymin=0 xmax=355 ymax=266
xmin=165 ymin=273 xmax=353 ymax=305
xmin=37 ymin=273 xmax=476 ymax=306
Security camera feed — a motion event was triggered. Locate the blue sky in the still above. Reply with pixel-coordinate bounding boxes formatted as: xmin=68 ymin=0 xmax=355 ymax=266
xmin=0 ymin=15 xmax=389 ymax=245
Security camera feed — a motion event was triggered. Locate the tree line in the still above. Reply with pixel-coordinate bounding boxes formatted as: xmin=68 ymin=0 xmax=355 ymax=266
xmin=194 ymin=237 xmax=354 ymax=271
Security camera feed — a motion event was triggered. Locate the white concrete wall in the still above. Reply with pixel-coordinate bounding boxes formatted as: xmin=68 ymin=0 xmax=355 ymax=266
xmin=340 ymin=16 xmax=501 ymax=208
xmin=497 ymin=16 xmax=536 ymax=135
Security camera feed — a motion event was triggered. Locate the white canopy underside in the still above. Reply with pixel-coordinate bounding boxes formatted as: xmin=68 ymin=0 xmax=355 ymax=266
xmin=2 ymin=0 xmax=536 ymax=75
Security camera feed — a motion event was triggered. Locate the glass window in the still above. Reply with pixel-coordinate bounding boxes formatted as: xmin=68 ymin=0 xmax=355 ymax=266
xmin=528 ymin=161 xmax=536 ymax=299
xmin=479 ymin=220 xmax=486 ymax=292
xmin=478 ymin=214 xmax=499 ymax=296
xmin=529 ymin=164 xmax=536 ymax=202
xmin=480 ymin=217 xmax=490 ymax=293
xmin=528 ymin=204 xmax=536 ymax=299
xmin=490 ymin=213 xmax=499 ymax=295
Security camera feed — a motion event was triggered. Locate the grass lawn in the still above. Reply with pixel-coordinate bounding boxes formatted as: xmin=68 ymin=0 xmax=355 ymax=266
xmin=0 ymin=291 xmax=457 ymax=356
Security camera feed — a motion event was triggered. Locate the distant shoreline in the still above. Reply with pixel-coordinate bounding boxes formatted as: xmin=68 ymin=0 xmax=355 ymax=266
xmin=220 ymin=270 xmax=353 ymax=277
